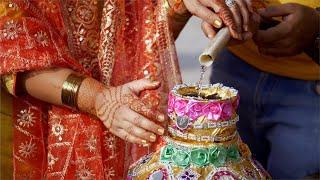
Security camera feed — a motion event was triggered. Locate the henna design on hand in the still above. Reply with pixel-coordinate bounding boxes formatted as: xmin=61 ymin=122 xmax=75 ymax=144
xmin=94 ymin=79 xmax=164 ymax=144
xmin=213 ymin=0 xmax=237 ymax=32
xmin=129 ymin=100 xmax=165 ymax=123
xmin=96 ymin=86 xmax=133 ymax=128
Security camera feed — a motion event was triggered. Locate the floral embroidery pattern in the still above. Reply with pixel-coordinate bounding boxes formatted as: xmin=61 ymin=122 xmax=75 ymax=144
xmin=34 ymin=31 xmax=49 ymax=47
xmin=17 ymin=108 xmax=35 ymax=128
xmin=18 ymin=140 xmax=37 ymax=158
xmin=84 ymin=135 xmax=97 ymax=153
xmin=103 ymin=132 xmax=117 ymax=161
xmin=104 ymin=167 xmax=115 ymax=179
xmin=76 ymin=167 xmax=95 ymax=180
xmin=0 ymin=20 xmax=22 ymax=40
xmin=51 ymin=122 xmax=66 ymax=141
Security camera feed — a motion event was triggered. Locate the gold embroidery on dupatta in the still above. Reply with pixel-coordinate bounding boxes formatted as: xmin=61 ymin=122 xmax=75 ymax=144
xmin=98 ymin=0 xmax=124 ymax=86
xmin=60 ymin=0 xmax=102 ymax=78
xmin=155 ymin=0 xmax=182 ymax=89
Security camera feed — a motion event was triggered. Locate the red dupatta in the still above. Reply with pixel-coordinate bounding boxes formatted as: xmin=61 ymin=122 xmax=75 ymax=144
xmin=0 ymin=0 xmax=181 ymax=179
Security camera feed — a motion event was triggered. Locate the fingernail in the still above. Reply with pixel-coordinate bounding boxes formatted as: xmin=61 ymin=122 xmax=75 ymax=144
xmin=150 ymin=134 xmax=156 ymax=141
xmin=158 ymin=114 xmax=165 ymax=122
xmin=213 ymin=19 xmax=222 ymax=28
xmin=157 ymin=128 xmax=164 ymax=135
xmin=142 ymin=143 xmax=150 ymax=147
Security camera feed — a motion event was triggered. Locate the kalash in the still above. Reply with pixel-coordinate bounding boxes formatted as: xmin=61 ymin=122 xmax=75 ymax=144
xmin=127 ymin=84 xmax=271 ymax=180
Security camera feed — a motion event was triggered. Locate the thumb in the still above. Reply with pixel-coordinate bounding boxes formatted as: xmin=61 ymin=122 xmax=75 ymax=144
xmin=257 ymin=3 xmax=295 ymax=18
xmin=126 ymin=78 xmax=160 ymax=95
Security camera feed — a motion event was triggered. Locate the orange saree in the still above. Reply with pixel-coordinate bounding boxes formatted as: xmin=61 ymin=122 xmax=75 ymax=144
xmin=0 ymin=0 xmax=182 ymax=179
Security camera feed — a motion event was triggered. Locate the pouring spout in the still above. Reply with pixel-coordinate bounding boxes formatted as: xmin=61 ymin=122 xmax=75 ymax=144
xmin=199 ymin=27 xmax=231 ymax=67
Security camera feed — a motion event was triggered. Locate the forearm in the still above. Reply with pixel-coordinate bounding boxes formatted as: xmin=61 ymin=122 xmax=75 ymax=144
xmin=21 ymin=68 xmax=104 ymax=115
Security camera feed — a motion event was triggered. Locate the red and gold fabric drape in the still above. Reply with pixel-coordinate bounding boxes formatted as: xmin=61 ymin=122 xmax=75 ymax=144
xmin=0 ymin=0 xmax=181 ymax=179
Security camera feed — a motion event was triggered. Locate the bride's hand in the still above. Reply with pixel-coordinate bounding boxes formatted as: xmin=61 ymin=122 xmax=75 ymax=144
xmin=181 ymin=0 xmax=253 ymax=40
xmin=202 ymin=11 xmax=261 ymax=43
xmin=95 ymin=78 xmax=165 ymax=145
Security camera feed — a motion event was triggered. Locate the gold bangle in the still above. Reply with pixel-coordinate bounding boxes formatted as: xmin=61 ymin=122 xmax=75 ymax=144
xmin=61 ymin=73 xmax=85 ymax=109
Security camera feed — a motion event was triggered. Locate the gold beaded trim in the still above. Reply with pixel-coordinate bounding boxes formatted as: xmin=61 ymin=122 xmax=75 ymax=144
xmin=168 ymin=127 xmax=237 ymax=143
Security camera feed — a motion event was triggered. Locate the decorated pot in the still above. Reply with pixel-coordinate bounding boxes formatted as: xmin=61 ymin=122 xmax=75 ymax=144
xmin=127 ymin=84 xmax=271 ymax=180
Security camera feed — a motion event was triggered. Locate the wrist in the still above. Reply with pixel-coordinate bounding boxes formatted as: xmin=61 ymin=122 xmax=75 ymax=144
xmin=76 ymin=77 xmax=105 ymax=116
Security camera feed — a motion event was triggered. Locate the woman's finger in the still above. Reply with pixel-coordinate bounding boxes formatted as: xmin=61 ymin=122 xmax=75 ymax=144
xmin=129 ymin=99 xmax=166 ymax=122
xmin=229 ymin=4 xmax=243 ymax=40
xmin=244 ymin=0 xmax=253 ymax=13
xmin=213 ymin=0 xmax=239 ymax=40
xmin=201 ymin=21 xmax=217 ymax=39
xmin=113 ymin=118 xmax=157 ymax=142
xmin=187 ymin=0 xmax=222 ymax=28
xmin=255 ymin=21 xmax=291 ymax=44
xmin=235 ymin=0 xmax=250 ymax=31
xmin=110 ymin=128 xmax=147 ymax=145
xmin=127 ymin=78 xmax=160 ymax=95
xmin=125 ymin=108 xmax=165 ymax=136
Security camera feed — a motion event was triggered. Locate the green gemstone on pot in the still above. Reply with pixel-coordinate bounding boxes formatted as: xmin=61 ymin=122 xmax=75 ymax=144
xmin=227 ymin=145 xmax=240 ymax=161
xmin=190 ymin=148 xmax=209 ymax=167
xmin=160 ymin=145 xmax=174 ymax=162
xmin=172 ymin=149 xmax=190 ymax=167
xmin=209 ymin=146 xmax=227 ymax=167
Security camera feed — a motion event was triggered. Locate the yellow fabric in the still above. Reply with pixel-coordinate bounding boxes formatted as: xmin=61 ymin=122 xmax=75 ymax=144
xmin=228 ymin=0 xmax=320 ymax=80
xmin=0 ymin=90 xmax=13 ymax=180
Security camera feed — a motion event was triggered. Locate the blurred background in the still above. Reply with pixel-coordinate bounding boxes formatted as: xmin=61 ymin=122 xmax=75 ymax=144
xmin=176 ymin=17 xmax=211 ymax=84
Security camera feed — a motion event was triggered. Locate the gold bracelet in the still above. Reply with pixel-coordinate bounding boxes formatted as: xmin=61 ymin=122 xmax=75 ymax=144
xmin=61 ymin=73 xmax=86 ymax=109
